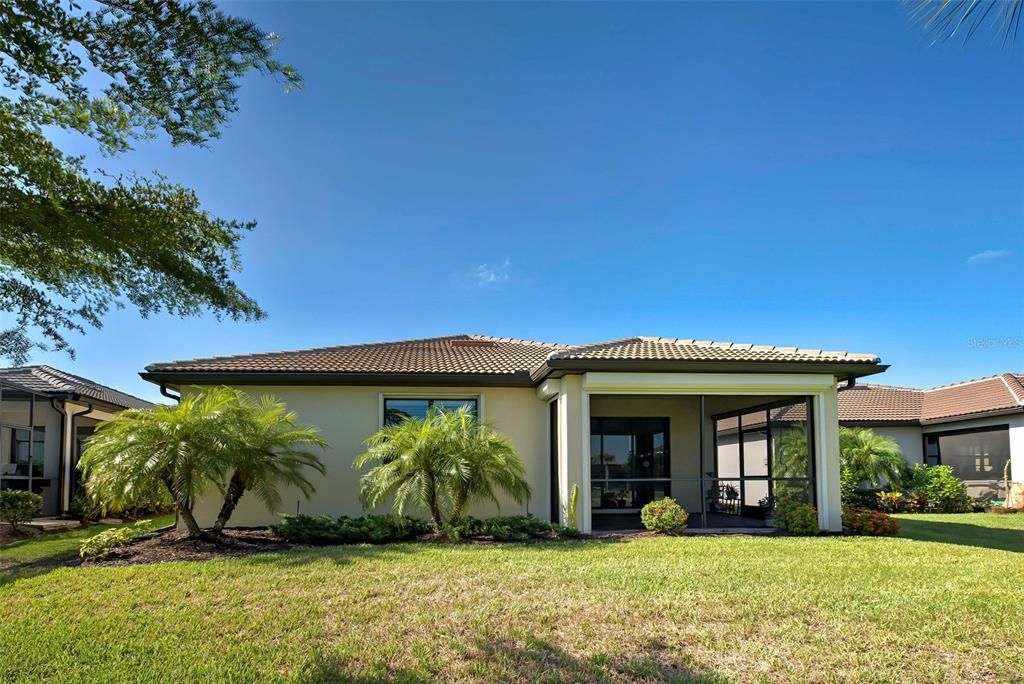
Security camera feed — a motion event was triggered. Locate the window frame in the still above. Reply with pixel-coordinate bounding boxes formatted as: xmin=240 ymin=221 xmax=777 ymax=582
xmin=379 ymin=394 xmax=482 ymax=427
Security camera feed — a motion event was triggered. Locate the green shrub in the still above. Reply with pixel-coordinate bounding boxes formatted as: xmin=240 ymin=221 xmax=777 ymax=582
xmin=271 ymin=514 xmax=430 ymax=544
xmin=446 ymin=515 xmax=572 ymax=542
xmin=79 ymin=520 xmax=156 ymax=557
xmin=0 ymin=490 xmax=43 ymax=527
xmin=842 ymin=508 xmax=900 ymax=536
xmin=904 ymin=464 xmax=971 ymax=513
xmin=773 ymin=501 xmax=818 ymax=535
xmin=640 ymin=498 xmax=688 ymax=535
xmin=68 ymin=493 xmax=105 ymax=523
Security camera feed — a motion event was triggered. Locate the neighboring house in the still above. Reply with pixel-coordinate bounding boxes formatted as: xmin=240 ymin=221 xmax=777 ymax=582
xmin=836 ymin=375 xmax=1024 ymax=501
xmin=0 ymin=366 xmax=154 ymax=517
xmin=141 ymin=334 xmax=887 ymax=532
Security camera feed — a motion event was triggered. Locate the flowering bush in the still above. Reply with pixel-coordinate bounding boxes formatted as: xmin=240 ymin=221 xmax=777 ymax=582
xmin=842 ymin=507 xmax=900 ymax=536
xmin=640 ymin=498 xmax=688 ymax=535
xmin=773 ymin=500 xmax=818 ymax=536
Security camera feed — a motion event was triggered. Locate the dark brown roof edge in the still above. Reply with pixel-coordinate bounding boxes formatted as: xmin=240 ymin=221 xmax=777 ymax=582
xmin=140 ymin=371 xmax=537 ymax=388
xmin=920 ymin=405 xmax=1024 ymax=426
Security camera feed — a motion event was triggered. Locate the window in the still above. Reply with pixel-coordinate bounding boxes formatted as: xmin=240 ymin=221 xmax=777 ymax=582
xmin=923 ymin=427 xmax=1010 ymax=480
xmin=9 ymin=426 xmax=45 ymax=477
xmin=383 ymin=398 xmax=478 ymax=426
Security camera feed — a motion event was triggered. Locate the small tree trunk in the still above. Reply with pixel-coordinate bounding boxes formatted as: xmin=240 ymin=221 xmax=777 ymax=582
xmin=177 ymin=501 xmax=204 ymax=537
xmin=424 ymin=472 xmax=444 ymax=530
xmin=214 ymin=471 xmax=246 ymax=532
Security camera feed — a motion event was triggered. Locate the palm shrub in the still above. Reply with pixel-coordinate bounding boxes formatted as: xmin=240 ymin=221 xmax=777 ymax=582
xmin=81 ymin=389 xmax=236 ymax=537
xmin=839 ymin=427 xmax=907 ymax=505
xmin=213 ymin=392 xmax=327 ymax=531
xmin=355 ymin=406 xmax=531 ymax=533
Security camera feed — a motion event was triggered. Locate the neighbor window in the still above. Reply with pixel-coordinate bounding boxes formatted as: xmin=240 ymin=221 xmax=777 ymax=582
xmin=923 ymin=426 xmax=1010 ymax=481
xmin=383 ymin=398 xmax=478 ymax=425
xmin=9 ymin=426 xmax=45 ymax=477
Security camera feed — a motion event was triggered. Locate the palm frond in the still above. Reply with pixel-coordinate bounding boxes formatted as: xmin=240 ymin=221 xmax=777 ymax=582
xmin=908 ymin=0 xmax=1023 ymax=44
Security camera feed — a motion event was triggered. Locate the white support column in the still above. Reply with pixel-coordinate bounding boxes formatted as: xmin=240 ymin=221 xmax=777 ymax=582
xmin=814 ymin=384 xmax=843 ymax=532
xmin=557 ymin=375 xmax=591 ymax=533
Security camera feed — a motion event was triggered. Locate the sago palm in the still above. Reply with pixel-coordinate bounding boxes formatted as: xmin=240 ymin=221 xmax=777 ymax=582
xmin=81 ymin=388 xmax=237 ymax=537
xmin=213 ymin=392 xmax=327 ymax=531
xmin=355 ymin=406 xmax=530 ymax=531
xmin=839 ymin=427 xmax=906 ymax=488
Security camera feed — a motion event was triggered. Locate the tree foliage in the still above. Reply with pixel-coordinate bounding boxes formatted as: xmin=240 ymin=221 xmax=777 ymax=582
xmin=80 ymin=387 xmax=237 ymax=537
xmin=0 ymin=1 xmax=301 ymax=363
xmin=839 ymin=427 xmax=907 ymax=495
xmin=355 ymin=406 xmax=531 ymax=532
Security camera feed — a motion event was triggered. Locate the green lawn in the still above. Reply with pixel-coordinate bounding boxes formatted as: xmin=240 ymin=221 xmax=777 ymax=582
xmin=1 ymin=513 xmax=1022 ymax=683
xmin=0 ymin=515 xmax=175 ymax=582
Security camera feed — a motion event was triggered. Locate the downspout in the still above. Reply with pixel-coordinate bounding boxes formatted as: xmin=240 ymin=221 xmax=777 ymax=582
xmin=62 ymin=401 xmax=95 ymax=514
xmin=49 ymin=397 xmax=67 ymax=517
xmin=160 ymin=384 xmax=181 ymax=403
xmin=158 ymin=383 xmax=182 ymax=530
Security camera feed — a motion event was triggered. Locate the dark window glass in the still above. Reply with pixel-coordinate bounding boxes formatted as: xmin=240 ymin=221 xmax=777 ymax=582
xmin=383 ymin=398 xmax=477 ymax=426
xmin=930 ymin=428 xmax=1010 ymax=480
xmin=924 ymin=436 xmax=941 ymax=466
xmin=590 ymin=417 xmax=670 ymax=511
xmin=10 ymin=427 xmax=45 ymax=477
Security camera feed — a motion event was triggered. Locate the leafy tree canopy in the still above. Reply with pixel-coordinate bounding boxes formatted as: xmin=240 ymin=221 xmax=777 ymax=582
xmin=0 ymin=0 xmax=301 ymax=363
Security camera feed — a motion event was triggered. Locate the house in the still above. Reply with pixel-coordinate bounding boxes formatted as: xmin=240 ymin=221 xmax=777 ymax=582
xmin=836 ymin=375 xmax=1024 ymax=501
xmin=0 ymin=366 xmax=154 ymax=517
xmin=141 ymin=334 xmax=888 ymax=532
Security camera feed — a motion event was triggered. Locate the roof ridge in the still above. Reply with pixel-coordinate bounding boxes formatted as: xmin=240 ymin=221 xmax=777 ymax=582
xmin=467 ymin=334 xmax=569 ymax=349
xmin=999 ymin=372 xmax=1024 ymax=406
xmin=848 ymin=383 xmax=923 ymax=391
xmin=149 ymin=334 xmax=570 ymax=370
xmin=552 ymin=336 xmax=878 ymax=362
xmin=923 ymin=374 xmax=1007 ymax=392
xmin=552 ymin=337 xmax=645 ymax=358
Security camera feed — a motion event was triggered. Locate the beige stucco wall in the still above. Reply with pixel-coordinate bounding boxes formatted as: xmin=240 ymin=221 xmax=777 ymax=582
xmin=186 ymin=384 xmax=550 ymax=527
xmin=868 ymin=426 xmax=925 ymax=466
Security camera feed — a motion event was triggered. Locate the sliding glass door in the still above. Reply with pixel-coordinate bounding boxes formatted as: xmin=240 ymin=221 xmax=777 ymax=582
xmin=590 ymin=417 xmax=670 ymax=512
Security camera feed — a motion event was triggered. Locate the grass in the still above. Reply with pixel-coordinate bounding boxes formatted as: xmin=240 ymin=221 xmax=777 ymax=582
xmin=1 ymin=513 xmax=1022 ymax=682
xmin=0 ymin=514 xmax=175 ymax=581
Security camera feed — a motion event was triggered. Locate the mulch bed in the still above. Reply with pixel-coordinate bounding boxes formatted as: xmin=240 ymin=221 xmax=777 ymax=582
xmin=0 ymin=525 xmax=45 ymax=546
xmin=82 ymin=528 xmax=300 ymax=567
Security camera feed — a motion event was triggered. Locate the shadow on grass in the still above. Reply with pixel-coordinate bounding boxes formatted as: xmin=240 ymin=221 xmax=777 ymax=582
xmin=897 ymin=518 xmax=1023 ymax=553
xmin=296 ymin=633 xmax=729 ymax=683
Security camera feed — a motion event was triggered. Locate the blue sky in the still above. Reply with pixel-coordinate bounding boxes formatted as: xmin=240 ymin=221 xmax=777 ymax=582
xmin=20 ymin=1 xmax=1024 ymax=402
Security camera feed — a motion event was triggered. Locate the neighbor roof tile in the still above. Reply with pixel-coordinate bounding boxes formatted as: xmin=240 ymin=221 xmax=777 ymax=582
xmin=0 ymin=366 xmax=153 ymax=410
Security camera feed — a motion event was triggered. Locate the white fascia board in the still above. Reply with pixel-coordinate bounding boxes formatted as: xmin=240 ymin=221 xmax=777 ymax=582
xmin=582 ymin=372 xmax=837 ymax=395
